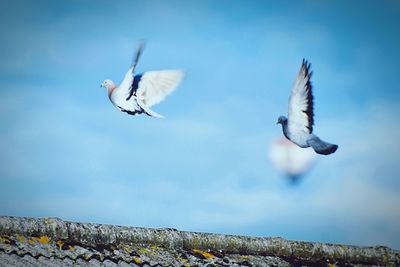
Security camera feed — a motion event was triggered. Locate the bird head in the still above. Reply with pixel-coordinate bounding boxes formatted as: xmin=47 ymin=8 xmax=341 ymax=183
xmin=276 ymin=116 xmax=288 ymax=125
xmin=100 ymin=79 xmax=116 ymax=90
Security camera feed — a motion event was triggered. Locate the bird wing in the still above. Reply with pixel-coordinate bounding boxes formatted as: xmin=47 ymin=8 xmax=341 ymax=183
xmin=135 ymin=70 xmax=184 ymax=107
xmin=287 ymin=59 xmax=314 ymax=134
xmin=111 ymin=67 xmax=135 ymax=101
xmin=113 ymin=42 xmax=146 ymax=101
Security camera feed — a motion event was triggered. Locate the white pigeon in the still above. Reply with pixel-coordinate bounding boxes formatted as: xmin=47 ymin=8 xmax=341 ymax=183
xmin=277 ymin=59 xmax=338 ymax=155
xmin=101 ymin=43 xmax=184 ymax=118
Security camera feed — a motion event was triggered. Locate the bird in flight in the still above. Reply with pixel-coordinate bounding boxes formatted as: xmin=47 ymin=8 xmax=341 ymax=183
xmin=277 ymin=59 xmax=338 ymax=155
xmin=101 ymin=42 xmax=184 ymax=118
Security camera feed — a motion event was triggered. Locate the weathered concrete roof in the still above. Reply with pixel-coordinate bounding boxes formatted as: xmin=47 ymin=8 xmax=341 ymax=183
xmin=0 ymin=216 xmax=398 ymax=266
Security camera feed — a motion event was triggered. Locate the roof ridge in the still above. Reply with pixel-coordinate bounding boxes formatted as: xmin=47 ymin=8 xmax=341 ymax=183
xmin=1 ymin=216 xmax=399 ymax=266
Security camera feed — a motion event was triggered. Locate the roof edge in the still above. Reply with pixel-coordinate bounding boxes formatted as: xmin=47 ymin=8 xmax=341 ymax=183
xmin=0 ymin=216 xmax=399 ymax=266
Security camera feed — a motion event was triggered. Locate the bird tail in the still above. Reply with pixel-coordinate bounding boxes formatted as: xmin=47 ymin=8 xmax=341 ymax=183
xmin=137 ymin=99 xmax=164 ymax=118
xmin=143 ymin=107 xmax=164 ymax=118
xmin=307 ymin=135 xmax=338 ymax=155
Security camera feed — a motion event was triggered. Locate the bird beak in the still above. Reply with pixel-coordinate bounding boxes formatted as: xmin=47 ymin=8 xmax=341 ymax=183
xmin=100 ymin=83 xmax=104 ymax=88
xmin=276 ymin=121 xmax=279 ymax=124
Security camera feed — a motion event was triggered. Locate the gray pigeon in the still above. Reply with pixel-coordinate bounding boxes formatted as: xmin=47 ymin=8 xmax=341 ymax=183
xmin=277 ymin=59 xmax=338 ymax=155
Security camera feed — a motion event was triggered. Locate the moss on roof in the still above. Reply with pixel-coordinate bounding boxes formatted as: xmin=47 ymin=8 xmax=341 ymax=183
xmin=0 ymin=216 xmax=399 ymax=266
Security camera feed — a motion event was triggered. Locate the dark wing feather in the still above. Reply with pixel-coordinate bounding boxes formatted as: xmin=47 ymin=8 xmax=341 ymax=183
xmin=126 ymin=73 xmax=143 ymax=101
xmin=303 ymin=59 xmax=314 ymax=132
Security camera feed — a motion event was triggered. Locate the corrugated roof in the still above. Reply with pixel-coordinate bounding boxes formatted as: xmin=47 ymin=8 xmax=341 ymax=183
xmin=0 ymin=216 xmax=399 ymax=266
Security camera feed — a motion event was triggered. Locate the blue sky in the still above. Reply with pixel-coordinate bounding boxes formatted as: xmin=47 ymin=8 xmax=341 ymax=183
xmin=1 ymin=0 xmax=400 ymax=249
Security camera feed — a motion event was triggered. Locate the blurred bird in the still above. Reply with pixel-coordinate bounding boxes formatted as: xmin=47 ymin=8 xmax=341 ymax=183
xmin=277 ymin=59 xmax=338 ymax=155
xmin=101 ymin=42 xmax=184 ymax=118
xmin=269 ymin=137 xmax=316 ymax=184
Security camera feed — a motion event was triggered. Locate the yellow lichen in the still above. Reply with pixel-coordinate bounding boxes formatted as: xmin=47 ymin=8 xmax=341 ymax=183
xmin=35 ymin=236 xmax=50 ymax=244
xmin=150 ymin=245 xmax=162 ymax=251
xmin=122 ymin=245 xmax=133 ymax=254
xmin=192 ymin=249 xmax=215 ymax=259
xmin=26 ymin=235 xmax=52 ymax=247
xmin=0 ymin=236 xmax=10 ymax=244
xmin=31 ymin=236 xmax=50 ymax=244
xmin=68 ymin=245 xmax=75 ymax=251
xmin=149 ymin=251 xmax=156 ymax=255
xmin=56 ymin=240 xmax=64 ymax=250
xmin=16 ymin=235 xmax=26 ymax=243
xmin=138 ymin=247 xmax=149 ymax=255
xmin=133 ymin=257 xmax=142 ymax=264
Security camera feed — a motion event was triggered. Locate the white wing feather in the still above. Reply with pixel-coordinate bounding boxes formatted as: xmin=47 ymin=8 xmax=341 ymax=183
xmin=288 ymin=60 xmax=314 ymax=134
xmin=136 ymin=70 xmax=184 ymax=107
xmin=112 ymin=67 xmax=134 ymax=100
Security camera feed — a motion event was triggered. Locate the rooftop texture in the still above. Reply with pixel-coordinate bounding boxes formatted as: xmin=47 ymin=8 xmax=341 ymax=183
xmin=0 ymin=216 xmax=399 ymax=266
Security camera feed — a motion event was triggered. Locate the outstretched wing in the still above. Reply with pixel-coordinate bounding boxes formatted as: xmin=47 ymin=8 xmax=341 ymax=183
xmin=135 ymin=70 xmax=184 ymax=107
xmin=287 ymin=59 xmax=314 ymax=134
xmin=113 ymin=42 xmax=145 ymax=100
